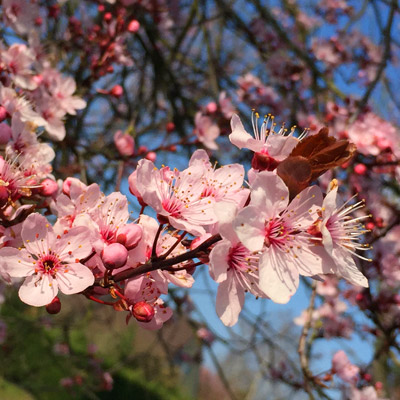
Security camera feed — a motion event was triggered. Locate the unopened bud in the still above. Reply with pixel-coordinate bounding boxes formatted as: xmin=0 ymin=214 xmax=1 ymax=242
xmin=110 ymin=85 xmax=123 ymax=98
xmin=206 ymin=102 xmax=218 ymax=113
xmin=354 ymin=163 xmax=367 ymax=175
xmin=103 ymin=12 xmax=112 ymax=22
xmin=40 ymin=178 xmax=58 ymax=197
xmin=0 ymin=106 xmax=8 ymax=122
xmin=102 ymin=243 xmax=128 ymax=269
xmin=46 ymin=296 xmax=61 ymax=314
xmin=132 ymin=301 xmax=155 ymax=322
xmin=116 ymin=224 xmax=143 ymax=249
xmin=166 ymin=121 xmax=175 ymax=133
xmin=145 ymin=151 xmax=157 ymax=162
xmin=127 ymin=19 xmax=140 ymax=33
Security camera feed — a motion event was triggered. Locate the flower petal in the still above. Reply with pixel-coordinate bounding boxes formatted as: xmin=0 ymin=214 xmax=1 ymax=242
xmin=19 ymin=274 xmax=58 ymax=307
xmin=259 ymin=248 xmax=299 ymax=304
xmin=56 ymin=263 xmax=95 ymax=295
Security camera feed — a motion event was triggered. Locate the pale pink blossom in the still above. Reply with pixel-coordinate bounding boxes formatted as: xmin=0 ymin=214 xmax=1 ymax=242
xmin=346 ymin=113 xmax=400 ymax=158
xmin=194 ymin=112 xmax=220 ymax=150
xmin=234 ymin=171 xmax=326 ymax=303
xmin=114 ymin=130 xmax=135 ymax=157
xmin=209 ymin=202 xmax=264 ymax=326
xmin=219 ymin=91 xmax=235 ymax=119
xmin=229 ymin=113 xmax=300 ymax=169
xmin=189 ymin=149 xmax=249 ymax=208
xmin=331 ymin=350 xmax=359 ymax=384
xmin=0 ymin=44 xmax=38 ymax=90
xmin=0 ymin=85 xmax=46 ymax=126
xmin=2 ymin=0 xmax=40 ymax=35
xmin=135 ymin=159 xmax=217 ymax=236
xmin=0 ymin=213 xmax=94 ymax=306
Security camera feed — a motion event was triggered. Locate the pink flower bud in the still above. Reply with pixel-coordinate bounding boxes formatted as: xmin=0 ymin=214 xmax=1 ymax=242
xmin=46 ymin=297 xmax=61 ymax=314
xmin=206 ymin=102 xmax=218 ymax=113
xmin=132 ymin=301 xmax=155 ymax=322
xmin=114 ymin=130 xmax=135 ymax=157
xmin=102 ymin=243 xmax=128 ymax=269
xmin=127 ymin=19 xmax=140 ymax=33
xmin=116 ymin=224 xmax=143 ymax=249
xmin=0 ymin=123 xmax=12 ymax=144
xmin=166 ymin=122 xmax=175 ymax=133
xmin=110 ymin=85 xmax=123 ymax=98
xmin=104 ymin=12 xmax=112 ymax=22
xmin=0 ymin=106 xmax=8 ymax=123
xmin=40 ymin=178 xmax=58 ymax=197
xmin=145 ymin=151 xmax=157 ymax=162
xmin=98 ymin=4 xmax=105 ymax=12
xmin=354 ymin=163 xmax=367 ymax=175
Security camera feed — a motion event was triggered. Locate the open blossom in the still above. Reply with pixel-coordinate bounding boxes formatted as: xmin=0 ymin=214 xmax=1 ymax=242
xmin=234 ymin=171 xmax=326 ymax=303
xmin=2 ymin=0 xmax=40 ymax=35
xmin=135 ymin=159 xmax=217 ymax=236
xmin=194 ymin=112 xmax=220 ymax=150
xmin=209 ymin=202 xmax=265 ymax=326
xmin=0 ymin=213 xmax=94 ymax=306
xmin=189 ymin=149 xmax=249 ymax=208
xmin=332 ymin=350 xmax=359 ymax=384
xmin=0 ymin=44 xmax=38 ymax=90
xmin=314 ymin=180 xmax=369 ymax=288
xmin=229 ymin=113 xmax=301 ymax=171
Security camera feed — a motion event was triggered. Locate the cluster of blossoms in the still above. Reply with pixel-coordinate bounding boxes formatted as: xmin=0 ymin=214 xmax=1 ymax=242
xmin=0 ymin=93 xmax=371 ymax=330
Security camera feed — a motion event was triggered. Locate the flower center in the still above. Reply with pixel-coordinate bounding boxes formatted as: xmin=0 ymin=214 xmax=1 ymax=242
xmin=227 ymin=243 xmax=251 ymax=271
xmin=36 ymin=253 xmax=61 ymax=276
xmin=264 ymin=218 xmax=288 ymax=247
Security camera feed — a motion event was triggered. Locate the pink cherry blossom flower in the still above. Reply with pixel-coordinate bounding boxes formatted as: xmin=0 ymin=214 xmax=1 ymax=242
xmin=114 ymin=130 xmax=135 ymax=157
xmin=0 ymin=44 xmax=37 ymax=90
xmin=42 ymin=72 xmax=86 ymax=116
xmin=349 ymin=386 xmax=387 ymax=400
xmin=2 ymin=0 xmax=40 ymax=35
xmin=234 ymin=171 xmax=326 ymax=303
xmin=0 ymin=85 xmax=46 ymax=126
xmin=0 ymin=213 xmax=94 ymax=306
xmin=229 ymin=113 xmax=302 ymax=171
xmin=135 ymin=159 xmax=217 ymax=236
xmin=218 ymin=91 xmax=235 ymax=119
xmin=189 ymin=149 xmax=249 ymax=208
xmin=331 ymin=350 xmax=359 ymax=384
xmin=317 ymin=181 xmax=369 ymax=288
xmin=194 ymin=111 xmax=220 ymax=150
xmin=209 ymin=202 xmax=264 ymax=326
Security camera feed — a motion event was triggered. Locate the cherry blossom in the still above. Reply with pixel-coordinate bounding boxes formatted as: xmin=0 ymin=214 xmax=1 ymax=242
xmin=234 ymin=171 xmax=326 ymax=303
xmin=0 ymin=213 xmax=94 ymax=306
xmin=209 ymin=202 xmax=264 ymax=326
xmin=135 ymin=159 xmax=217 ymax=236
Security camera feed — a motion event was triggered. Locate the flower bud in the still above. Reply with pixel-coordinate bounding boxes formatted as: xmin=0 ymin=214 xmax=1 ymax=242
xmin=103 ymin=12 xmax=112 ymax=22
xmin=132 ymin=301 xmax=155 ymax=322
xmin=116 ymin=224 xmax=143 ymax=249
xmin=166 ymin=122 xmax=175 ymax=133
xmin=0 ymin=123 xmax=11 ymax=144
xmin=40 ymin=178 xmax=59 ymax=197
xmin=110 ymin=85 xmax=123 ymax=98
xmin=46 ymin=296 xmax=61 ymax=314
xmin=102 ymin=243 xmax=128 ymax=269
xmin=145 ymin=151 xmax=156 ymax=162
xmin=206 ymin=102 xmax=218 ymax=113
xmin=0 ymin=106 xmax=8 ymax=123
xmin=354 ymin=163 xmax=367 ymax=175
xmin=127 ymin=19 xmax=140 ymax=33
xmin=114 ymin=130 xmax=134 ymax=157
